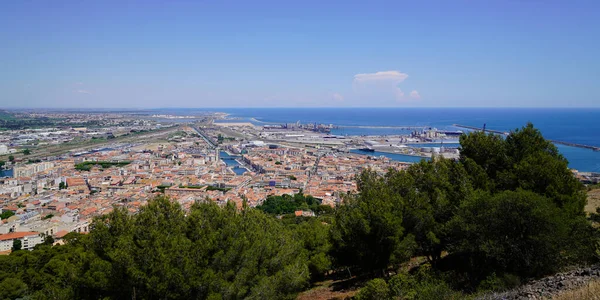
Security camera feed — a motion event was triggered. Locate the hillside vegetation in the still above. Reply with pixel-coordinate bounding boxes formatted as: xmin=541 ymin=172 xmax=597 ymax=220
xmin=0 ymin=123 xmax=598 ymax=300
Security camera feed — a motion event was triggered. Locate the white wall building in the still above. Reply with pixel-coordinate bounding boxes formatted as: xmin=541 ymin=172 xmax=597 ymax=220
xmin=0 ymin=231 xmax=44 ymax=252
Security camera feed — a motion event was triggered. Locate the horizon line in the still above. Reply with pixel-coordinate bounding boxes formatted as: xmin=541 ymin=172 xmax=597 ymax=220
xmin=3 ymin=106 xmax=600 ymax=110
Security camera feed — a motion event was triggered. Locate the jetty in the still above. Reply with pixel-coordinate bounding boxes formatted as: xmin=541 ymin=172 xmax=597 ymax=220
xmin=453 ymin=124 xmax=509 ymax=135
xmin=453 ymin=124 xmax=600 ymax=152
xmin=337 ymin=125 xmax=428 ymax=130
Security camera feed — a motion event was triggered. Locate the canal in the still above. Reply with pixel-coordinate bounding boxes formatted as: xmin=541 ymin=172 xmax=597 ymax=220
xmin=0 ymin=168 xmax=13 ymax=178
xmin=220 ymin=151 xmax=247 ymax=175
xmin=350 ymin=149 xmax=430 ymax=164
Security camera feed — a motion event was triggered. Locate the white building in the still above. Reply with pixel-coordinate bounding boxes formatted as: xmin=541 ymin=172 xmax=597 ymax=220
xmin=0 ymin=231 xmax=44 ymax=252
xmin=0 ymin=145 xmax=7 ymax=155
xmin=14 ymin=162 xmax=55 ymax=178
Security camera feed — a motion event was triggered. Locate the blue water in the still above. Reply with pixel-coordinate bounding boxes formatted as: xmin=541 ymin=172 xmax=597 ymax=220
xmin=158 ymin=108 xmax=599 ymax=172
xmin=220 ymin=151 xmax=247 ymax=175
xmin=351 ymin=149 xmax=430 ymax=163
xmin=0 ymin=169 xmax=13 ymax=177
xmin=212 ymin=108 xmax=598 ymax=145
xmin=203 ymin=108 xmax=600 ymax=172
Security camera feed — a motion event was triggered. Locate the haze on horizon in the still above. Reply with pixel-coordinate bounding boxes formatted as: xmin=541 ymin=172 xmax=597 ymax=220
xmin=1 ymin=0 xmax=599 ymax=109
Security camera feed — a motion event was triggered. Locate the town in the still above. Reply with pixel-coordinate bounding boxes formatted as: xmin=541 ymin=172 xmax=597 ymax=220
xmin=0 ymin=110 xmax=412 ymax=251
xmin=1 ymin=109 xmax=599 ymax=253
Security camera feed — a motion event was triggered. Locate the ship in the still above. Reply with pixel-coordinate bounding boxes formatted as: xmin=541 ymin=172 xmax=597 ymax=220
xmin=439 ymin=130 xmax=464 ymax=137
xmin=358 ymin=147 xmax=375 ymax=152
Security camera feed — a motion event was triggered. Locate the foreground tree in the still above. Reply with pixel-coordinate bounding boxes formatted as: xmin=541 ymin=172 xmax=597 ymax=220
xmin=0 ymin=196 xmax=311 ymax=299
xmin=330 ymin=170 xmax=415 ymax=274
xmin=332 ymin=123 xmax=596 ymax=292
xmin=449 ymin=190 xmax=571 ymax=277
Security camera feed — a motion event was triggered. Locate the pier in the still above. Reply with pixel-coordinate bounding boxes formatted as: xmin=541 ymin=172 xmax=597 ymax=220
xmin=337 ymin=125 xmax=429 ymax=130
xmin=548 ymin=140 xmax=600 ymax=152
xmin=452 ymin=124 xmax=509 ymax=135
xmin=453 ymin=124 xmax=600 ymax=152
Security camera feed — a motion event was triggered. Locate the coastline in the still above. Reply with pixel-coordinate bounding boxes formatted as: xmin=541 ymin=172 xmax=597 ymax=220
xmin=208 ymin=108 xmax=600 ymax=172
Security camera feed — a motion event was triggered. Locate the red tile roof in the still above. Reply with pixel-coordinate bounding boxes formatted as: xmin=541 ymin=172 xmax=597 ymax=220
xmin=66 ymin=178 xmax=87 ymax=187
xmin=0 ymin=231 xmax=39 ymax=241
xmin=54 ymin=230 xmax=70 ymax=238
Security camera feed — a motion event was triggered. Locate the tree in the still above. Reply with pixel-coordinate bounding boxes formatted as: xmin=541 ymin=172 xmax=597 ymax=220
xmin=292 ymin=219 xmax=332 ymax=280
xmin=59 ymin=182 xmax=67 ymax=189
xmin=0 ymin=278 xmax=28 ymax=300
xmin=43 ymin=235 xmax=55 ymax=245
xmin=11 ymin=239 xmax=21 ymax=251
xmin=22 ymin=149 xmax=31 ymax=155
xmin=385 ymin=157 xmax=474 ymax=265
xmin=448 ymin=190 xmax=577 ymax=278
xmin=74 ymin=196 xmax=310 ymax=299
xmin=8 ymin=155 xmax=14 ymax=162
xmin=459 ymin=130 xmax=508 ymax=185
xmin=459 ymin=123 xmax=586 ymax=214
xmin=355 ymin=278 xmax=390 ymax=300
xmin=0 ymin=210 xmax=15 ymax=220
xmin=500 ymin=123 xmax=585 ymax=214
xmin=256 ymin=193 xmax=321 ymax=215
xmin=330 ymin=170 xmax=415 ymax=273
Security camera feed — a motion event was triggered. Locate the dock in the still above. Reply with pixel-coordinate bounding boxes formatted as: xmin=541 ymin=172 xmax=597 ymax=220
xmin=452 ymin=124 xmax=509 ymax=135
xmin=548 ymin=140 xmax=600 ymax=152
xmin=337 ymin=125 xmax=428 ymax=130
xmin=453 ymin=124 xmax=600 ymax=152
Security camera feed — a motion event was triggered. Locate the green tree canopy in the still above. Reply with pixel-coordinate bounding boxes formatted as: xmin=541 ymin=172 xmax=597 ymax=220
xmin=330 ymin=170 xmax=415 ymax=273
xmin=11 ymin=240 xmax=21 ymax=252
xmin=0 ymin=210 xmax=15 ymax=220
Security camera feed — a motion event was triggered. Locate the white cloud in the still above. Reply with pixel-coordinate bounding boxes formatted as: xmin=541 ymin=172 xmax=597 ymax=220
xmin=353 ymin=70 xmax=416 ymax=103
xmin=409 ymin=90 xmax=421 ymax=99
xmin=74 ymin=90 xmax=91 ymax=94
xmin=353 ymin=70 xmax=409 ymax=84
xmin=331 ymin=93 xmax=344 ymax=102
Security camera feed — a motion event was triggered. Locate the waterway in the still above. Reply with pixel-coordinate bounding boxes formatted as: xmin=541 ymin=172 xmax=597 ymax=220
xmin=220 ymin=151 xmax=247 ymax=175
xmin=0 ymin=168 xmax=13 ymax=178
xmin=160 ymin=108 xmax=600 ymax=172
xmin=350 ymin=149 xmax=430 ymax=164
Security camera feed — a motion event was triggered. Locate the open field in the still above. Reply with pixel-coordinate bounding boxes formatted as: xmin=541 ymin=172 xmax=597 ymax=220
xmin=586 ymin=188 xmax=600 ymax=215
xmin=553 ymin=279 xmax=600 ymax=299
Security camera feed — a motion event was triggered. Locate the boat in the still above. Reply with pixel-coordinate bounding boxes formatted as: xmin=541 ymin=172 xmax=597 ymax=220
xmin=358 ymin=147 xmax=375 ymax=152
xmin=439 ymin=130 xmax=464 ymax=136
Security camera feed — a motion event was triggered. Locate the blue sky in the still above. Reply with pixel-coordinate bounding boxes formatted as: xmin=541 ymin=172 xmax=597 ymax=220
xmin=1 ymin=0 xmax=599 ymax=108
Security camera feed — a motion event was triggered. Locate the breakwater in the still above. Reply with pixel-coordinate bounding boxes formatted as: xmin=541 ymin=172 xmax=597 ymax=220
xmin=337 ymin=125 xmax=428 ymax=130
xmin=453 ymin=124 xmax=509 ymax=135
xmin=453 ymin=124 xmax=600 ymax=152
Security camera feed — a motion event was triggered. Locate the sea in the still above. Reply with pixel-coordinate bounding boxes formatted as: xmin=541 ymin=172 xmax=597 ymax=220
xmin=159 ymin=108 xmax=600 ymax=173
